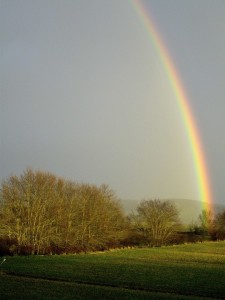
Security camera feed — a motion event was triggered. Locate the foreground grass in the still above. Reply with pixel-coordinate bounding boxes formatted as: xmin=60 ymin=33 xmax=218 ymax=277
xmin=1 ymin=241 xmax=225 ymax=299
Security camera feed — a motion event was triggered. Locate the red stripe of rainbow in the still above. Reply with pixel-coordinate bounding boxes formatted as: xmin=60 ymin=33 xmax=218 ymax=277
xmin=131 ymin=0 xmax=213 ymax=212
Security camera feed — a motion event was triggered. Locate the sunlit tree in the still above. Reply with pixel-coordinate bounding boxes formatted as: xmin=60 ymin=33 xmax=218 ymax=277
xmin=0 ymin=169 xmax=65 ymax=254
xmin=0 ymin=169 xmax=126 ymax=254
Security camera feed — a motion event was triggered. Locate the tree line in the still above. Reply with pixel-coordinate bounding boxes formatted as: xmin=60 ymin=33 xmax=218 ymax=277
xmin=0 ymin=169 xmax=225 ymax=255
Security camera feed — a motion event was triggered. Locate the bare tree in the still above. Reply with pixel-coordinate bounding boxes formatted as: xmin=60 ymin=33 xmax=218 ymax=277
xmin=132 ymin=199 xmax=180 ymax=247
xmin=71 ymin=183 xmax=126 ymax=251
xmin=0 ymin=169 xmax=64 ymax=254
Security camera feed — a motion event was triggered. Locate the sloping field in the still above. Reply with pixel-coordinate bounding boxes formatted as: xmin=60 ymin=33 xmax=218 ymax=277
xmin=1 ymin=241 xmax=225 ymax=299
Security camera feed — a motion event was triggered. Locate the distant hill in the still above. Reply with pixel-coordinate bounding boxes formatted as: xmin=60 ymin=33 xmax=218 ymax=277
xmin=120 ymin=198 xmax=225 ymax=225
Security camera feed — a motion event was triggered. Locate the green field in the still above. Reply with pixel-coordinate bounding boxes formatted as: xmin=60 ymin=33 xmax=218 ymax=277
xmin=1 ymin=241 xmax=225 ymax=299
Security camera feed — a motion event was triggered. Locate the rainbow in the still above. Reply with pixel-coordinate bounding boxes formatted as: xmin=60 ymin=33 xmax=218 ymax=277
xmin=131 ymin=0 xmax=213 ymax=212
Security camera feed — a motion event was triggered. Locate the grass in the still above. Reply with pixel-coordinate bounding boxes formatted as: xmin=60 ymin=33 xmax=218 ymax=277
xmin=1 ymin=241 xmax=225 ymax=299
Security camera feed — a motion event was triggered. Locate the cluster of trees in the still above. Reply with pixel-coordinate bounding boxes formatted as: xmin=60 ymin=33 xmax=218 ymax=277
xmin=0 ymin=169 xmax=126 ymax=255
xmin=190 ymin=209 xmax=225 ymax=241
xmin=0 ymin=169 xmax=225 ymax=255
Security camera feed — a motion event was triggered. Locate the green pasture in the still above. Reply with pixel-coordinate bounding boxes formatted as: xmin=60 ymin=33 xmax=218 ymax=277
xmin=1 ymin=241 xmax=225 ymax=299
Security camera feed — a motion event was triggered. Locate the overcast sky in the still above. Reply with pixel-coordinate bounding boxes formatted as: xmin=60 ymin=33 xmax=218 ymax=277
xmin=1 ymin=0 xmax=225 ymax=204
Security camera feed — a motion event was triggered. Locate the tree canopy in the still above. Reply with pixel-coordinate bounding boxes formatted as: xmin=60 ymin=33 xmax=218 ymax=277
xmin=130 ymin=199 xmax=180 ymax=247
xmin=0 ymin=169 xmax=126 ymax=254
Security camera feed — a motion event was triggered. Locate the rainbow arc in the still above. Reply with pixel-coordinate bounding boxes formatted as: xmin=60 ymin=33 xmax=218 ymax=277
xmin=132 ymin=0 xmax=213 ymax=212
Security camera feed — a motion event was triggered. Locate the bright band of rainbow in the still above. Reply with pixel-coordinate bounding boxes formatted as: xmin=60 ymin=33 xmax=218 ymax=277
xmin=131 ymin=0 xmax=213 ymax=212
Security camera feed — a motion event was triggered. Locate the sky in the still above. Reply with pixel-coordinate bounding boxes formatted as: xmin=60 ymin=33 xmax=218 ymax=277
xmin=1 ymin=0 xmax=225 ymax=204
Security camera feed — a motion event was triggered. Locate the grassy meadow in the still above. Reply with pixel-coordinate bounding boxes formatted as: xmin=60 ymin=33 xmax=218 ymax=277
xmin=0 ymin=241 xmax=225 ymax=299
